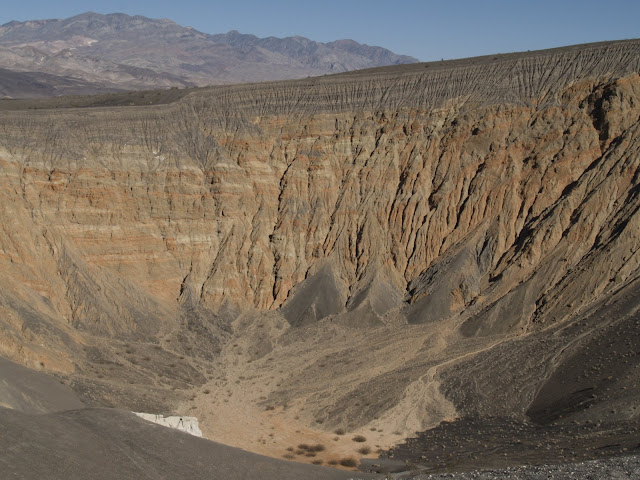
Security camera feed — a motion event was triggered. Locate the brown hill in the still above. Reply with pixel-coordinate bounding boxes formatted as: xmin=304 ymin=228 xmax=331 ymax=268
xmin=0 ymin=12 xmax=417 ymax=97
xmin=0 ymin=39 xmax=639 ymax=476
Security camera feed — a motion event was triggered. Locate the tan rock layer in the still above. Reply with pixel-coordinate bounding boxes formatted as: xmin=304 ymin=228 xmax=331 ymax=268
xmin=0 ymin=45 xmax=637 ymax=328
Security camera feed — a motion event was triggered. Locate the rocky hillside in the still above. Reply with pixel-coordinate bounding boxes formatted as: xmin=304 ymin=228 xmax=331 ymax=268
xmin=0 ymin=39 xmax=639 ymax=472
xmin=0 ymin=12 xmax=416 ymax=97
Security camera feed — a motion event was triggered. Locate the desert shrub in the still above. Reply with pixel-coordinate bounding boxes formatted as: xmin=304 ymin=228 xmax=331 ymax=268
xmin=357 ymin=446 xmax=371 ymax=455
xmin=282 ymin=453 xmax=295 ymax=459
xmin=297 ymin=443 xmax=325 ymax=453
xmin=334 ymin=428 xmax=346 ymax=435
xmin=327 ymin=459 xmax=338 ymax=465
xmin=305 ymin=452 xmax=316 ymax=457
xmin=339 ymin=458 xmax=357 ymax=467
xmin=352 ymin=435 xmax=367 ymax=442
xmin=312 ymin=459 xmax=323 ymax=465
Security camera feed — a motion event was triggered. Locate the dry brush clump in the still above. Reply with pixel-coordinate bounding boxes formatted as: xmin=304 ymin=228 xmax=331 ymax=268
xmin=339 ymin=457 xmax=358 ymax=468
xmin=357 ymin=446 xmax=371 ymax=455
xmin=295 ymin=443 xmax=326 ymax=454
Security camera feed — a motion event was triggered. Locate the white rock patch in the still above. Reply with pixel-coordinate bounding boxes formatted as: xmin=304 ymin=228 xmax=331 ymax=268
xmin=133 ymin=412 xmax=203 ymax=437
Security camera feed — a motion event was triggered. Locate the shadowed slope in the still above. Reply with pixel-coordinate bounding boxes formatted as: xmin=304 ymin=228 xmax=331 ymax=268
xmin=0 ymin=408 xmax=373 ymax=480
xmin=0 ymin=357 xmax=373 ymax=479
xmin=0 ymin=357 xmax=84 ymax=413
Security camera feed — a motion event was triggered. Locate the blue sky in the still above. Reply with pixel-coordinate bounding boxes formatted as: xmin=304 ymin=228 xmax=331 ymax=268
xmin=1 ymin=0 xmax=639 ymax=61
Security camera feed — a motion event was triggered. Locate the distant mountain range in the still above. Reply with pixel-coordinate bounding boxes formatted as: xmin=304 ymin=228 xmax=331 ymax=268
xmin=0 ymin=12 xmax=417 ymax=97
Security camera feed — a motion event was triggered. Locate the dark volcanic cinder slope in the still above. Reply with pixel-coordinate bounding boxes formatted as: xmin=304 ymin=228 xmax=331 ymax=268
xmin=0 ymin=40 xmax=639 ymax=475
xmin=0 ymin=360 xmax=370 ymax=480
xmin=0 ymin=357 xmax=84 ymax=413
xmin=0 ymin=408 xmax=375 ymax=480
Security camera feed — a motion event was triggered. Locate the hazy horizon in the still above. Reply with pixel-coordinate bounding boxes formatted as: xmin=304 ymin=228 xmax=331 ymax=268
xmin=1 ymin=0 xmax=638 ymax=62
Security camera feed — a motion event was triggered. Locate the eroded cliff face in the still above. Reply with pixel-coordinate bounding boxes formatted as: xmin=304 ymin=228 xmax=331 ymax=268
xmin=1 ymin=40 xmax=639 ymax=463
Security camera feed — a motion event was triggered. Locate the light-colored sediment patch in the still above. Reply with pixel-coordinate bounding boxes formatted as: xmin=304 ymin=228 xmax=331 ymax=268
xmin=133 ymin=412 xmax=203 ymax=437
xmin=369 ymin=367 xmax=458 ymax=439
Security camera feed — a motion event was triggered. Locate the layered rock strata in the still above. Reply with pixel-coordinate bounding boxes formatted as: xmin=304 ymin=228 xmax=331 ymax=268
xmin=0 ymin=39 xmax=639 ymax=463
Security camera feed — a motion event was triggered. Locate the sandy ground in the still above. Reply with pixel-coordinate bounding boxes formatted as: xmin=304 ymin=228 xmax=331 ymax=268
xmin=178 ymin=310 xmax=464 ymax=469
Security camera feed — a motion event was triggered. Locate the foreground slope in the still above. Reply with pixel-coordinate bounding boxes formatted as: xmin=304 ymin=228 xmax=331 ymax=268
xmin=0 ymin=359 xmax=369 ymax=480
xmin=0 ymin=39 xmax=639 ymax=473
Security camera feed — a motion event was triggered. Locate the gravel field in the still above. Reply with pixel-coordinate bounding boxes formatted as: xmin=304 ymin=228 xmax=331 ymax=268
xmin=393 ymin=454 xmax=640 ymax=479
